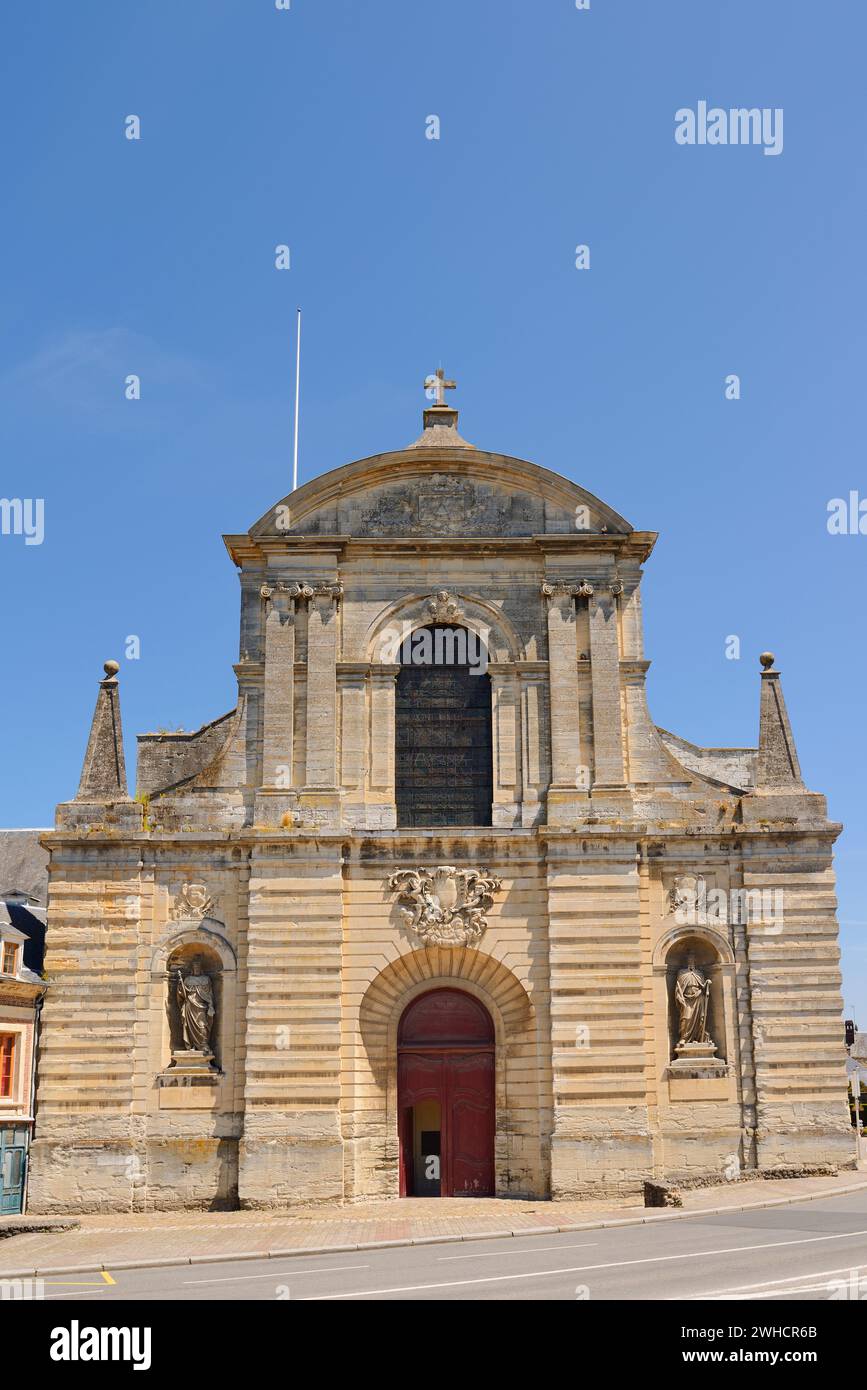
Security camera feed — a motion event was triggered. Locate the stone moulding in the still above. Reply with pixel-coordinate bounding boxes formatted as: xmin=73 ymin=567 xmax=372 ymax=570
xmin=388 ymin=864 xmax=502 ymax=947
xmin=156 ymin=1068 xmax=222 ymax=1088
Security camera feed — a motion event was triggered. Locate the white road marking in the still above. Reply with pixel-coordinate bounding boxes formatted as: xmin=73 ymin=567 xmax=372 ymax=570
xmin=437 ymin=1243 xmax=598 ymax=1262
xmin=184 ymin=1264 xmax=368 ymax=1285
xmin=722 ymin=1284 xmax=845 ymax=1300
xmin=306 ymin=1227 xmax=867 ymax=1299
xmin=682 ymin=1262 xmax=867 ymax=1301
xmin=305 ymin=1264 xmax=613 ymax=1298
xmin=45 ymin=1288 xmax=109 ymax=1300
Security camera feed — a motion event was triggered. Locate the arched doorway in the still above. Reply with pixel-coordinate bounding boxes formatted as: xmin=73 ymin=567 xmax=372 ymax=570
xmin=395 ymin=624 xmax=493 ymax=827
xmin=397 ymin=988 xmax=495 ymax=1198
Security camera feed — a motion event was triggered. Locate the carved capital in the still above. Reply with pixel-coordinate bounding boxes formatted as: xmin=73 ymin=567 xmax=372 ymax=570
xmin=388 ymin=864 xmax=502 ymax=948
xmin=541 ymin=579 xmax=594 ymax=601
xmin=312 ymin=581 xmax=343 ymax=602
xmin=261 ymin=581 xmax=340 ymax=606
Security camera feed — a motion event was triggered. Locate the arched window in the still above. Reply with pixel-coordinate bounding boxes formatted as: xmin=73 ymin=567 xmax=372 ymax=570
xmin=395 ymin=625 xmax=493 ymax=827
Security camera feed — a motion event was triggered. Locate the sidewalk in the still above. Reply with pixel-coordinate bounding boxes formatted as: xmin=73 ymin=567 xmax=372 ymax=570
xmin=2 ymin=1171 xmax=866 ymax=1278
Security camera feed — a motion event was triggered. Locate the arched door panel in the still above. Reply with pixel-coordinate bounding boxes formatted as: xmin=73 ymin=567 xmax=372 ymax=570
xmin=399 ymin=988 xmax=494 ymax=1048
xmin=449 ymin=1052 xmax=495 ymax=1196
xmin=398 ymin=989 xmax=495 ymax=1198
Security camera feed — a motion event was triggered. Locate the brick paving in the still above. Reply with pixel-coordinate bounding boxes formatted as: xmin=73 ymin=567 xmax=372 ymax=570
xmin=1 ymin=1172 xmax=865 ymax=1275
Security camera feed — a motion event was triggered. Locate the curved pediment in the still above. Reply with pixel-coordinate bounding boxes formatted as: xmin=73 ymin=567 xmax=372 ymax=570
xmin=248 ymin=446 xmax=633 ymax=541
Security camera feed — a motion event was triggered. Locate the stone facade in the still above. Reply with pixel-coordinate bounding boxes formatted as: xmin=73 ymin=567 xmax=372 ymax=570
xmin=28 ymin=400 xmax=853 ymax=1212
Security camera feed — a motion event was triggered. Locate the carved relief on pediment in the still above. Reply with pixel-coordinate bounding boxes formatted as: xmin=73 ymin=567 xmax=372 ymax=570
xmin=356 ymin=475 xmax=545 ymax=538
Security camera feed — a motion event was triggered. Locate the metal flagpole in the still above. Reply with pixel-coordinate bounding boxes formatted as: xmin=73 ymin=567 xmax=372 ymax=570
xmin=293 ymin=307 xmax=302 ymax=493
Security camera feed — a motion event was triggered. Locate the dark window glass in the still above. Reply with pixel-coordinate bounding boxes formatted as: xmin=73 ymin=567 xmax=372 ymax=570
xmin=395 ymin=626 xmax=493 ymax=827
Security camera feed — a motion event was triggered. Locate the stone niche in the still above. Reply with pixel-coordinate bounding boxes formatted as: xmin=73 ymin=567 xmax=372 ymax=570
xmin=662 ymin=934 xmax=731 ymax=1098
xmin=157 ymin=941 xmax=224 ymax=1108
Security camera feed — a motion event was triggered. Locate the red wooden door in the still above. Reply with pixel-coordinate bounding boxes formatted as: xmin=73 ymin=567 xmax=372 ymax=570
xmin=398 ymin=989 xmax=495 ymax=1198
xmin=448 ymin=1051 xmax=495 ymax=1196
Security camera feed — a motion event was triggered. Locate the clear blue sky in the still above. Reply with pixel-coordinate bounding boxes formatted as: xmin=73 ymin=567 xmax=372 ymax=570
xmin=1 ymin=2 xmax=865 ymax=1019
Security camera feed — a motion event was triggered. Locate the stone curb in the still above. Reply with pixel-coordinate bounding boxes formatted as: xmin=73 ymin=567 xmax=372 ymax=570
xmin=0 ymin=1220 xmax=79 ymax=1241
xmin=3 ymin=1176 xmax=866 ymax=1282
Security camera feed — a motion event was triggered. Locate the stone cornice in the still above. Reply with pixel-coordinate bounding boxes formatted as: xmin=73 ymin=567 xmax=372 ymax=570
xmin=0 ymin=979 xmax=46 ymax=1004
xmin=40 ymin=820 xmax=844 ymax=851
xmin=226 ymin=533 xmax=657 ymax=567
xmin=487 ymin=661 xmax=548 ymax=675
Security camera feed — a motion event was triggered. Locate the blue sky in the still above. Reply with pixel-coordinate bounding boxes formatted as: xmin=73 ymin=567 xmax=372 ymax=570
xmin=1 ymin=1 xmax=865 ymax=1019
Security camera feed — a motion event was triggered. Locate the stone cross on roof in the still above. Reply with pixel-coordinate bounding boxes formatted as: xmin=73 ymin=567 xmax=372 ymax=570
xmin=425 ymin=367 xmax=456 ymax=407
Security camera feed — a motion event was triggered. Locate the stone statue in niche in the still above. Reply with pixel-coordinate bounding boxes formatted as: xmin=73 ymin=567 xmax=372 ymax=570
xmin=175 ymin=956 xmax=216 ymax=1051
xmin=674 ymin=954 xmax=711 ymax=1046
xmin=168 ymin=956 xmax=219 ymax=1073
xmin=669 ymin=952 xmax=726 ymax=1075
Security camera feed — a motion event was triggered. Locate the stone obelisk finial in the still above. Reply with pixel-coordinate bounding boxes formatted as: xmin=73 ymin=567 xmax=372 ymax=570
xmin=755 ymin=652 xmax=804 ymax=788
xmin=76 ymin=661 xmax=129 ymax=801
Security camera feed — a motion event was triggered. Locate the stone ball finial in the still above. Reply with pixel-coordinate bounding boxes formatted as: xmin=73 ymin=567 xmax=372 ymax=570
xmin=103 ymin=659 xmax=120 ymax=679
xmin=759 ymin=652 xmax=775 ymax=670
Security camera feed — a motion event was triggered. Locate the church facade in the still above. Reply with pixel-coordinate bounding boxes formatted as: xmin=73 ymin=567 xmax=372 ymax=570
xmin=29 ymin=390 xmax=852 ymax=1211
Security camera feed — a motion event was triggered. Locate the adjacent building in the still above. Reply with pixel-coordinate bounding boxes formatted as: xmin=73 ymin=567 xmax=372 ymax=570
xmin=0 ymin=831 xmax=49 ymax=1212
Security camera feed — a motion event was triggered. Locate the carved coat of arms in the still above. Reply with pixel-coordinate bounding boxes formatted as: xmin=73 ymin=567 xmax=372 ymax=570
xmin=170 ymin=883 xmax=216 ymax=922
xmin=417 ymin=479 xmax=476 ymax=533
xmin=389 ymin=865 xmax=502 ymax=947
xmin=668 ymin=873 xmax=707 ymax=914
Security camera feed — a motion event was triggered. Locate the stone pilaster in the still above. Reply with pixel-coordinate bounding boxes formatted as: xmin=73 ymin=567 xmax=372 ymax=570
xmin=299 ymin=583 xmax=343 ymax=826
xmin=546 ymin=834 xmax=650 ymax=1198
xmin=519 ymin=666 xmax=548 ymax=827
xmin=260 ymin=584 xmax=297 ymax=787
xmin=339 ymin=666 xmax=366 ymax=792
xmin=366 ymin=665 xmax=399 ymax=828
xmin=27 ymin=843 xmax=144 ymax=1212
xmin=489 ymin=664 xmax=521 ymax=827
xmin=742 ymin=835 xmax=852 ymax=1169
xmin=542 ymin=582 xmax=584 ymax=825
xmin=588 ymin=586 xmax=628 ymax=799
xmin=239 ymin=839 xmax=344 ymax=1205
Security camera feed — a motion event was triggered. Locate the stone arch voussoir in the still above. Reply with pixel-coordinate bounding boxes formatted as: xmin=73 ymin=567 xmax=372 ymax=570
xmin=365 ymin=593 xmax=522 ymax=666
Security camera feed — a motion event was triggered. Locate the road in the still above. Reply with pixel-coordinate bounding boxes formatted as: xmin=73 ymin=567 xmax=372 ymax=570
xmin=34 ymin=1190 xmax=867 ymax=1301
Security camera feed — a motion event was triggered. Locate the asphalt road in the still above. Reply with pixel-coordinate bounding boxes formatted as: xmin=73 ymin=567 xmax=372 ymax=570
xmin=35 ymin=1191 xmax=867 ymax=1301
